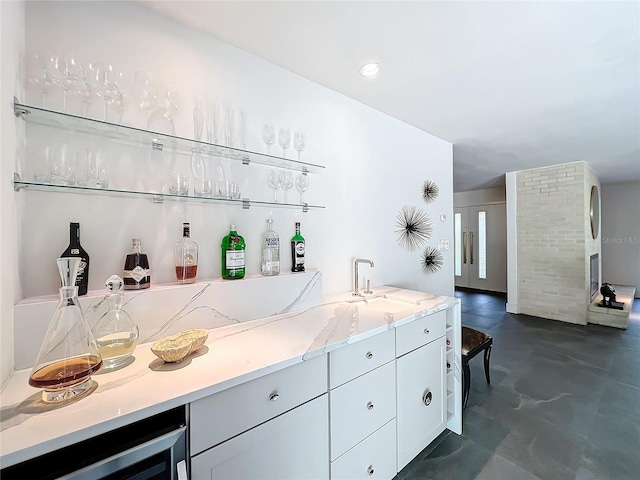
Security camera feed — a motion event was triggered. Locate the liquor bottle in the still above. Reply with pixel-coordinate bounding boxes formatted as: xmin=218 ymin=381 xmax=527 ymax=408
xmin=291 ymin=222 xmax=305 ymax=272
xmin=123 ymin=238 xmax=151 ymax=290
xmin=174 ymin=223 xmax=198 ymax=284
xmin=60 ymin=222 xmax=90 ymax=296
xmin=221 ymin=224 xmax=246 ymax=279
xmin=260 ymin=218 xmax=280 ymax=276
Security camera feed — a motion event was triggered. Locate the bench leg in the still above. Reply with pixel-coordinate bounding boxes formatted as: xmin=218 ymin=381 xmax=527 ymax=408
xmin=483 ymin=346 xmax=492 ymax=384
xmin=463 ymin=362 xmax=471 ymax=409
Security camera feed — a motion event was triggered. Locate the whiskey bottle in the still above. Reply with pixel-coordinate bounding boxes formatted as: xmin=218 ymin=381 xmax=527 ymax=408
xmin=260 ymin=218 xmax=280 ymax=276
xmin=221 ymin=224 xmax=246 ymax=279
xmin=60 ymin=222 xmax=90 ymax=296
xmin=291 ymin=222 xmax=305 ymax=272
xmin=174 ymin=223 xmax=198 ymax=284
xmin=123 ymin=238 xmax=151 ymax=290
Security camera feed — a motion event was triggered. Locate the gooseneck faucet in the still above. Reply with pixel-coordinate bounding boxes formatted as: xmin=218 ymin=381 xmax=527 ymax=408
xmin=353 ymin=258 xmax=374 ymax=296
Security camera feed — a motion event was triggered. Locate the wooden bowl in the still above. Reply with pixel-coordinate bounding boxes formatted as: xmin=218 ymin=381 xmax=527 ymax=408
xmin=151 ymin=329 xmax=209 ymax=363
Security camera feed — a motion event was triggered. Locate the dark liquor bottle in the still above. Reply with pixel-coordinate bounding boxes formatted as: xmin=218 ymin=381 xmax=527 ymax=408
xmin=60 ymin=222 xmax=90 ymax=296
xmin=291 ymin=222 xmax=305 ymax=272
xmin=174 ymin=223 xmax=198 ymax=284
xmin=123 ymin=238 xmax=151 ymax=290
xmin=221 ymin=224 xmax=246 ymax=279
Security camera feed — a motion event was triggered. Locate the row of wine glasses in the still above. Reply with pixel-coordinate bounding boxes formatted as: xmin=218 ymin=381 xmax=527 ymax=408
xmin=267 ymin=169 xmax=309 ymax=204
xmin=262 ymin=125 xmax=306 ymax=160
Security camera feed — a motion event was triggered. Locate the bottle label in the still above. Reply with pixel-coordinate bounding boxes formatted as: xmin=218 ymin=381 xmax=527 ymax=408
xmin=124 ymin=266 xmax=150 ymax=283
xmin=295 ymin=242 xmax=305 ymax=257
xmin=226 ymin=250 xmax=245 ymax=268
xmin=71 ymin=248 xmax=80 ymax=255
xmin=265 ymin=236 xmax=279 ymax=248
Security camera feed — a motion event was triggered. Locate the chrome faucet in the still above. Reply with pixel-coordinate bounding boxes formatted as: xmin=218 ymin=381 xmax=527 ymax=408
xmin=353 ymin=258 xmax=374 ymax=296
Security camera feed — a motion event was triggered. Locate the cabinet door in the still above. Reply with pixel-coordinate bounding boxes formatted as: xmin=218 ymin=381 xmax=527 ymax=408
xmin=396 ymin=337 xmax=446 ymax=472
xmin=191 ymin=395 xmax=329 ymax=480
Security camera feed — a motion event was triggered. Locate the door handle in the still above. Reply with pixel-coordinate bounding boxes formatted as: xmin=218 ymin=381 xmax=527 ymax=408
xmin=462 ymin=232 xmax=467 ymax=264
xmin=470 ymin=231 xmax=474 ymax=265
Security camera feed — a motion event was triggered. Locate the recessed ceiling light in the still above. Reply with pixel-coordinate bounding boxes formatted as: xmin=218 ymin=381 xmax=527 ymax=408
xmin=359 ymin=62 xmax=381 ymax=77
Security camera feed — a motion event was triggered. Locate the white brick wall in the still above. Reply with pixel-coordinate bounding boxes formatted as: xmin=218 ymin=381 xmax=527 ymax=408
xmin=516 ymin=162 xmax=601 ymax=324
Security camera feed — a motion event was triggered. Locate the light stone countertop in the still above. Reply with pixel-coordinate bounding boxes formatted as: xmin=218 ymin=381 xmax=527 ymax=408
xmin=0 ymin=286 xmax=458 ymax=469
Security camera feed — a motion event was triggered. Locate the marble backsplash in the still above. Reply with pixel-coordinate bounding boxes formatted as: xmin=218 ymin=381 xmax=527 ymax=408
xmin=13 ymin=270 xmax=323 ymax=370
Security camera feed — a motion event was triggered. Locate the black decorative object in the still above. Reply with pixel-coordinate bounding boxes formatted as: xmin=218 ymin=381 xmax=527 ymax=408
xmin=422 ymin=180 xmax=439 ymax=204
xmin=597 ymin=283 xmax=624 ymax=310
xmin=421 ymin=246 xmax=443 ymax=275
xmin=395 ymin=206 xmax=432 ymax=251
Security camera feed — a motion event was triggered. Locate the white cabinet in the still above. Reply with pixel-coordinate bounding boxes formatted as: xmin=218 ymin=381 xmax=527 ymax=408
xmin=191 ymin=395 xmax=329 ymax=480
xmin=396 ymin=316 xmax=447 ymax=472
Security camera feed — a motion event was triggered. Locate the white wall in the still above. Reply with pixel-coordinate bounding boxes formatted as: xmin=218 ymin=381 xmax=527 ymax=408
xmin=453 ymin=186 xmax=505 ymax=208
xmin=3 ymin=1 xmax=454 ymax=375
xmin=601 ymin=181 xmax=640 ymax=293
xmin=0 ymin=1 xmax=24 ymax=389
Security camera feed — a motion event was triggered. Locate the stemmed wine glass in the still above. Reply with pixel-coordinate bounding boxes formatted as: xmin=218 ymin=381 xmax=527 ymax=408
xmin=90 ymin=62 xmax=119 ymax=120
xmin=50 ymin=54 xmax=83 ymax=112
xmin=132 ymin=71 xmax=158 ymax=127
xmin=268 ymin=169 xmax=282 ymax=202
xmin=223 ymin=104 xmax=235 ymax=147
xmin=295 ymin=173 xmax=309 ymax=204
xmin=262 ymin=124 xmax=275 ymax=154
xmin=280 ymin=171 xmax=294 ymax=203
xmin=109 ymin=71 xmax=129 ymax=124
xmin=158 ymin=83 xmax=180 ymax=122
xmin=293 ymin=131 xmax=306 ymax=161
xmin=278 ymin=127 xmax=291 ymax=157
xmin=76 ymin=66 xmax=93 ymax=117
xmin=27 ymin=53 xmax=52 ymax=107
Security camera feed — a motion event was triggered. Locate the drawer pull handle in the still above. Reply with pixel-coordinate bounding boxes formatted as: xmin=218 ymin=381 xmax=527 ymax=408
xmin=366 ymin=351 xmax=373 ymax=359
xmin=422 ymin=390 xmax=432 ymax=406
xmin=424 ymin=328 xmax=430 ymax=334
xmin=367 ymin=465 xmax=375 ymax=476
xmin=269 ymin=392 xmax=280 ymax=402
xmin=366 ymin=401 xmax=374 ymax=411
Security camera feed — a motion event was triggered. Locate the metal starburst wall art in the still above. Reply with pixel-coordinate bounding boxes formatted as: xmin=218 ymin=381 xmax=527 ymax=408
xmin=421 ymin=246 xmax=444 ymax=275
xmin=395 ymin=205 xmax=433 ymax=251
xmin=422 ymin=180 xmax=439 ymax=204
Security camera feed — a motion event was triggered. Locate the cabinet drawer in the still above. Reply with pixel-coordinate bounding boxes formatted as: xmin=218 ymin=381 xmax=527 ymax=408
xmin=190 ymin=354 xmax=327 ymax=455
xmin=192 ymin=394 xmax=329 ymax=480
xmin=331 ymin=419 xmax=396 ymax=480
xmin=395 ymin=309 xmax=446 ymax=357
xmin=329 ymin=329 xmax=395 ymax=389
xmin=329 ymin=361 xmax=396 ymax=461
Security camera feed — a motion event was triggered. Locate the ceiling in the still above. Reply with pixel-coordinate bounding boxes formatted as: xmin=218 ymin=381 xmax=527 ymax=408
xmin=142 ymin=0 xmax=640 ymax=192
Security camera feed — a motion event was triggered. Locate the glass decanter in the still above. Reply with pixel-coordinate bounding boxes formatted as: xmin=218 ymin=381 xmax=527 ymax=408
xmin=91 ymin=275 xmax=139 ymax=369
xmin=29 ymin=258 xmax=102 ymax=403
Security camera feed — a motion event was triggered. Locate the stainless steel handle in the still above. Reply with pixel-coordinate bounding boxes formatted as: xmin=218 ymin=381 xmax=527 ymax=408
xmin=367 ymin=401 xmax=374 ymax=410
xmin=367 ymin=465 xmax=375 ymax=476
xmin=462 ymin=232 xmax=467 ymax=264
xmin=366 ymin=351 xmax=373 ymax=359
xmin=269 ymin=392 xmax=280 ymax=402
xmin=423 ymin=389 xmax=432 ymax=406
xmin=470 ymin=231 xmax=474 ymax=265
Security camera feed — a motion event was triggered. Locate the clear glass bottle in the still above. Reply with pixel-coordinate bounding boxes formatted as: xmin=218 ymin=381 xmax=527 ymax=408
xmin=221 ymin=224 xmax=246 ymax=279
xmin=29 ymin=257 xmax=102 ymax=403
xmin=291 ymin=222 xmax=305 ymax=272
xmin=60 ymin=222 xmax=90 ymax=295
xmin=175 ymin=222 xmax=198 ymax=284
xmin=261 ymin=218 xmax=280 ymax=276
xmin=91 ymin=275 xmax=139 ymax=369
xmin=123 ymin=238 xmax=151 ymax=290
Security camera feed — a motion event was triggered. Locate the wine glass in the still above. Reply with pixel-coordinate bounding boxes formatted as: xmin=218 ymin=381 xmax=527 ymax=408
xmin=293 ymin=131 xmax=306 ymax=161
xmin=27 ymin=53 xmax=52 ymax=107
xmin=132 ymin=71 xmax=158 ymax=127
xmin=50 ymin=54 xmax=83 ymax=112
xmin=268 ymin=169 xmax=282 ymax=202
xmin=280 ymin=171 xmax=294 ymax=203
xmin=278 ymin=127 xmax=291 ymax=157
xmin=159 ymin=83 xmax=180 ymax=122
xmin=262 ymin=124 xmax=275 ymax=154
xmin=90 ymin=62 xmax=119 ymax=120
xmin=76 ymin=66 xmax=93 ymax=117
xmin=239 ymin=109 xmax=248 ymax=150
xmin=109 ymin=71 xmax=129 ymax=124
xmin=295 ymin=173 xmax=309 ymax=204
xmin=223 ymin=104 xmax=235 ymax=147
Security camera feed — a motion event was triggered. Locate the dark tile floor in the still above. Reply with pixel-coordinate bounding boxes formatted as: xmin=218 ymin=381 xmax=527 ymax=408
xmin=395 ymin=289 xmax=640 ymax=480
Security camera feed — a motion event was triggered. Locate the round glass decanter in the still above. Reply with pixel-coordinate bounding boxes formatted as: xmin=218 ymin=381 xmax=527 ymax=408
xmin=91 ymin=275 xmax=139 ymax=368
xmin=29 ymin=258 xmax=103 ymax=403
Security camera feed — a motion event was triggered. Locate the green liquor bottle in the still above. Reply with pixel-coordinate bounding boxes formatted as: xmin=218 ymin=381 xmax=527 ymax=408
xmin=291 ymin=222 xmax=305 ymax=272
xmin=221 ymin=224 xmax=246 ymax=279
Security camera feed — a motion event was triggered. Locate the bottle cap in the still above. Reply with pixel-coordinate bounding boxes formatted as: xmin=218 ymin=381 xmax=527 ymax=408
xmin=132 ymin=238 xmax=141 ymax=246
xmin=230 ymin=224 xmax=236 ymax=230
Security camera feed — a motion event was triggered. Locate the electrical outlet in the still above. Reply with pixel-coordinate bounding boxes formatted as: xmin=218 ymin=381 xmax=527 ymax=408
xmin=438 ymin=240 xmax=450 ymax=251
